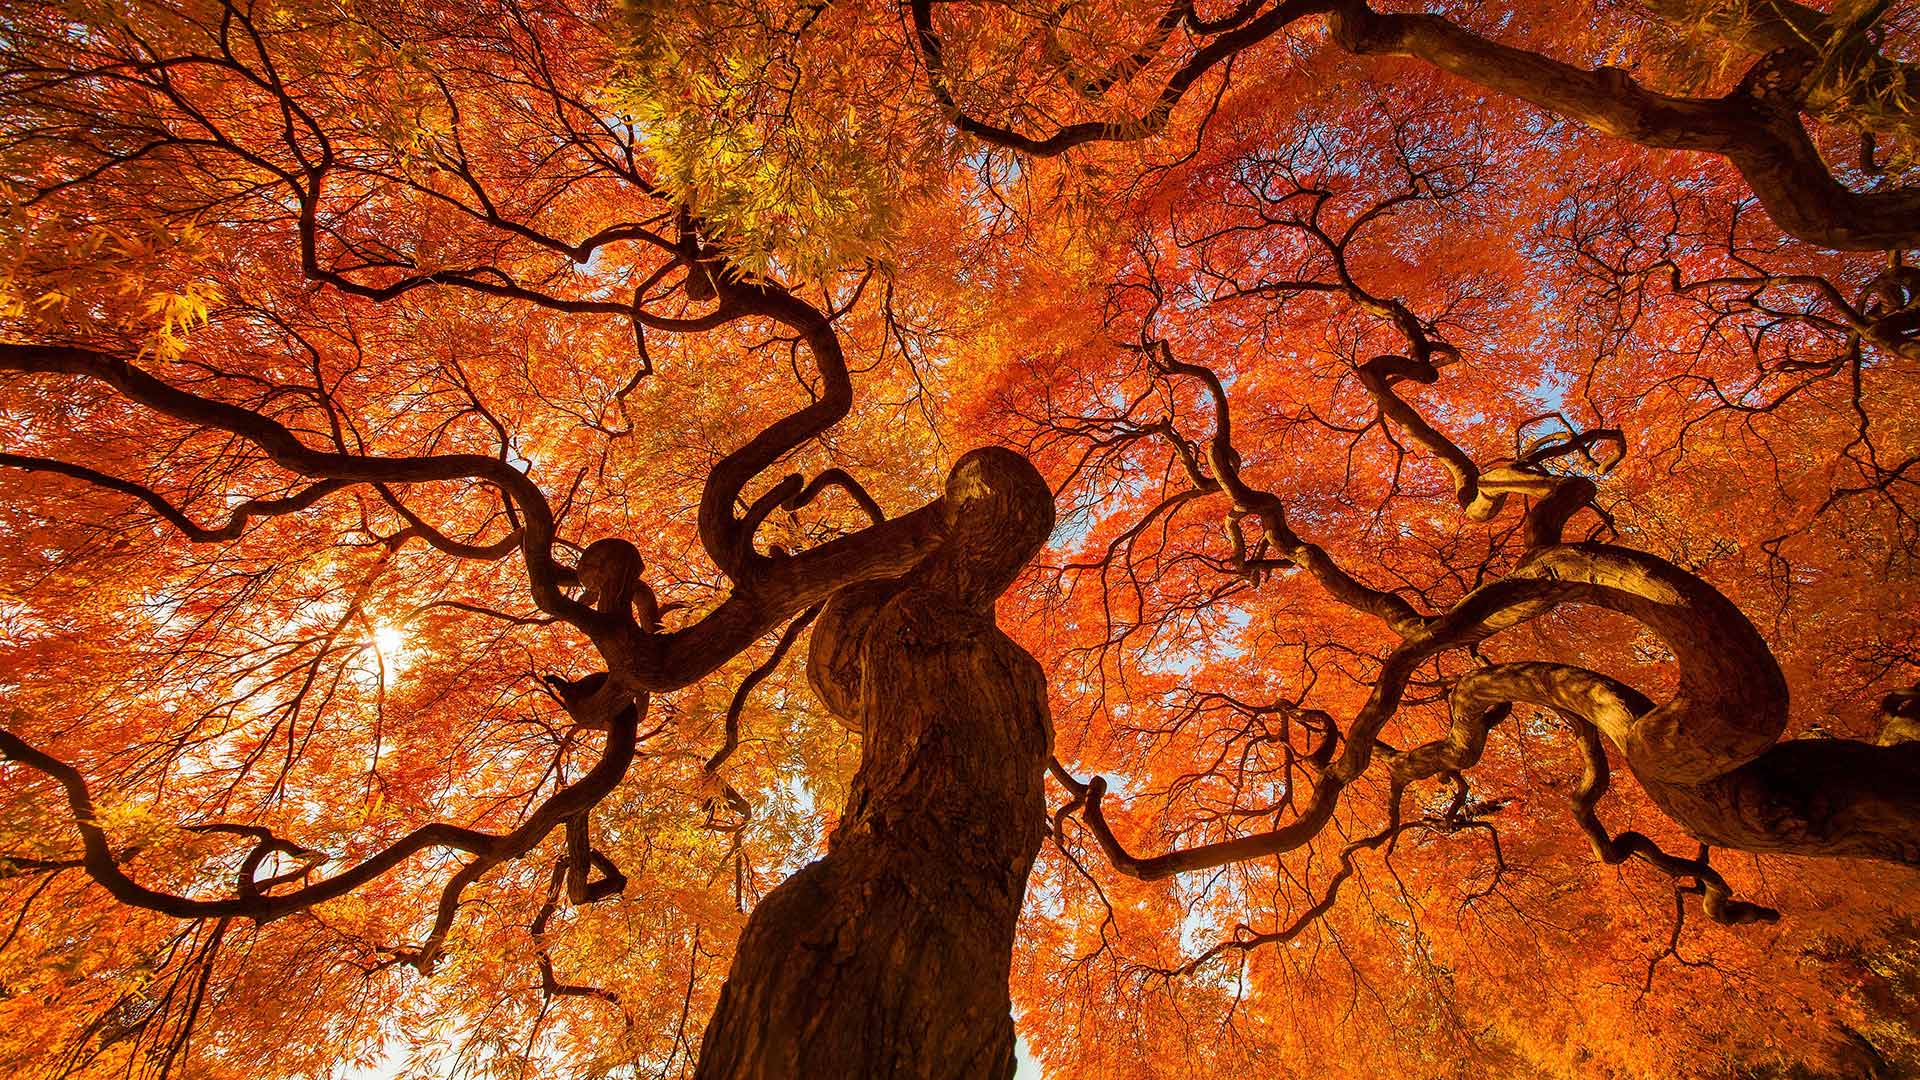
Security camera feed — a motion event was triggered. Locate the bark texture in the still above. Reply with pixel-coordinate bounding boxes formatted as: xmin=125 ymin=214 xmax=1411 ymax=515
xmin=695 ymin=447 xmax=1056 ymax=1080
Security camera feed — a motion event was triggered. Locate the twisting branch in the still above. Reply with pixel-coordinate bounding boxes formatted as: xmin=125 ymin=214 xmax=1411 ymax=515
xmin=1081 ymin=311 xmax=1920 ymax=916
xmin=1564 ymin=721 xmax=1778 ymax=926
xmin=178 ymin=824 xmax=326 ymax=900
xmin=1327 ymin=1 xmax=1920 ymax=250
xmin=373 ymin=484 xmax=524 ymax=561
xmin=782 ymin=468 xmax=886 ymax=526
xmin=692 ymin=279 xmax=860 ymax=581
xmin=1150 ymin=343 xmax=1431 ymax=638
xmin=1065 ymin=211 xmax=1920 ymax=906
xmin=529 ymin=858 xmax=625 ymax=1008
xmin=1380 ymin=661 xmax=1780 ymax=924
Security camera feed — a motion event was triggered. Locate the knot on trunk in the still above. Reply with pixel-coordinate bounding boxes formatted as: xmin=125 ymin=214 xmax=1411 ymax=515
xmin=807 ymin=578 xmax=897 ymax=730
xmin=1328 ymin=2 xmax=1400 ymax=55
xmin=918 ymin=446 xmax=1055 ymax=608
xmin=805 ymin=447 xmax=1054 ymax=729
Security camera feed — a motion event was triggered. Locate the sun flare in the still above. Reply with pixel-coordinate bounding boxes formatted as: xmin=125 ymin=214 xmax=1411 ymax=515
xmin=371 ymin=623 xmax=405 ymax=658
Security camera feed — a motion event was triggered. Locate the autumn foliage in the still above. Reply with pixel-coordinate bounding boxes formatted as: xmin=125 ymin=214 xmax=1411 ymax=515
xmin=2 ymin=0 xmax=1919 ymax=1078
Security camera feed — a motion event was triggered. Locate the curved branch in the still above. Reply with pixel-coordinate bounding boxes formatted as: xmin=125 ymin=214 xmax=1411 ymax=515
xmin=374 ymin=484 xmax=523 ymax=561
xmin=1382 ymin=661 xmax=1779 ymax=924
xmin=694 ymin=280 xmax=858 ymax=581
xmin=0 ymin=345 xmax=591 ymax=626
xmin=1329 ymin=2 xmax=1920 ymax=250
xmin=782 ymin=468 xmax=886 ymax=526
xmin=705 ymin=605 xmax=820 ymax=775
xmin=911 ymin=0 xmax=1335 ymax=156
xmin=1074 ymin=535 xmax=1792 ymax=877
xmin=1154 ymin=348 xmax=1430 ymax=636
xmin=0 ymin=452 xmax=353 ymax=543
xmin=915 ymin=0 xmax=1920 ymax=249
xmin=530 ymin=859 xmax=626 ymax=1007
xmin=0 ymin=703 xmax=640 ymax=924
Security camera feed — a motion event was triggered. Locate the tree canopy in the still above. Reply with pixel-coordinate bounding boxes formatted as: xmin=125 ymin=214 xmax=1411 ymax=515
xmin=2 ymin=0 xmax=1919 ymax=1077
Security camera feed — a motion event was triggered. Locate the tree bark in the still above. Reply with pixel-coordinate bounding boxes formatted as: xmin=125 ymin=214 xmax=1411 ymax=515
xmin=695 ymin=448 xmax=1056 ymax=1080
xmin=1641 ymin=738 xmax=1920 ymax=866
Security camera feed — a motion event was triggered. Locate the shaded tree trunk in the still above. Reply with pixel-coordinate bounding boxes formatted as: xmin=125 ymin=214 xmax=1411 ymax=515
xmin=1642 ymin=738 xmax=1920 ymax=866
xmin=695 ymin=448 xmax=1055 ymax=1080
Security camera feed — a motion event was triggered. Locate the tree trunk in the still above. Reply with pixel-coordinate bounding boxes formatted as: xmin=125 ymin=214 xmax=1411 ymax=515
xmin=694 ymin=448 xmax=1055 ymax=1080
xmin=1641 ymin=738 xmax=1920 ymax=866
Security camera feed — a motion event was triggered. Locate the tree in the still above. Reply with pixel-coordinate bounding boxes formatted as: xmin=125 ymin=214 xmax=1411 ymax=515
xmin=1 ymin=0 xmax=1917 ymax=1077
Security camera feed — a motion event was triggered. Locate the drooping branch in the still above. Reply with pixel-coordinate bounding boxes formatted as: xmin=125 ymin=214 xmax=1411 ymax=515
xmin=911 ymin=0 xmax=1336 ymax=155
xmin=0 ymin=702 xmax=641 ymax=926
xmin=0 ymin=452 xmax=354 ymax=543
xmin=529 ymin=858 xmax=626 ymax=1008
xmin=0 ymin=345 xmax=590 ymax=625
xmin=1563 ymin=720 xmax=1778 ymax=926
xmin=706 ymin=605 xmax=820 ymax=776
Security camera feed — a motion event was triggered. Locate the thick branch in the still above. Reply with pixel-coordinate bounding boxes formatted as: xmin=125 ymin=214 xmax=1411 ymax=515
xmin=1330 ymin=2 xmax=1920 ymax=250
